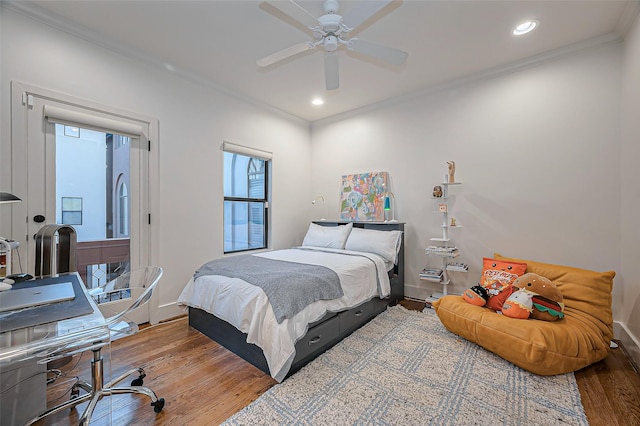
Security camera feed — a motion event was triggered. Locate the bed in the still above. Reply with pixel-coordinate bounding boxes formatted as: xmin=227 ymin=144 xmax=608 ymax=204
xmin=178 ymin=221 xmax=404 ymax=382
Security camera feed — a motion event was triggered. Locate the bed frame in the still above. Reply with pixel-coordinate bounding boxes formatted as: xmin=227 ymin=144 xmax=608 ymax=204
xmin=188 ymin=221 xmax=405 ymax=380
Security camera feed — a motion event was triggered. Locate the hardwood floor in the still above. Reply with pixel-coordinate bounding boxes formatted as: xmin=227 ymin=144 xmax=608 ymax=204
xmin=38 ymin=300 xmax=640 ymax=426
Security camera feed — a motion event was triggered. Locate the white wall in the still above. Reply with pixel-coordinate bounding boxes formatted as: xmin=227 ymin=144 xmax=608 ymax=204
xmin=311 ymin=43 xmax=624 ymax=309
xmin=620 ymin=13 xmax=640 ymax=367
xmin=2 ymin=5 xmax=637 ymax=360
xmin=0 ymin=7 xmax=312 ymax=319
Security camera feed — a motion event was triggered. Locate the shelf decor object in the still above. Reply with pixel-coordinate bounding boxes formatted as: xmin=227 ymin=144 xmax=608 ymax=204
xmin=422 ymin=181 xmax=467 ymax=299
xmin=383 ymin=190 xmax=397 ymax=223
xmin=447 ymin=161 xmax=456 ymax=183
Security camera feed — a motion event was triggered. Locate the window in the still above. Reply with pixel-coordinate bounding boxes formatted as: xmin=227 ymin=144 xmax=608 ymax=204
xmin=223 ymin=151 xmax=269 ymax=253
xmin=118 ymin=181 xmax=129 ymax=236
xmin=61 ymin=197 xmax=83 ymax=225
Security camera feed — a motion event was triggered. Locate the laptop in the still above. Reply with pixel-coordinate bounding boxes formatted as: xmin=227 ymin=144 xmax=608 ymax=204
xmin=0 ymin=282 xmax=75 ymax=313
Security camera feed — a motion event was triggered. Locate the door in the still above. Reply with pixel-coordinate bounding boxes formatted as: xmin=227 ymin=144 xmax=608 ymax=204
xmin=13 ymin=84 xmax=154 ymax=323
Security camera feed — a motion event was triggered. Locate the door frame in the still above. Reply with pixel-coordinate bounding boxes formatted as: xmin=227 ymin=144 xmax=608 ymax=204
xmin=10 ymin=81 xmax=162 ymax=323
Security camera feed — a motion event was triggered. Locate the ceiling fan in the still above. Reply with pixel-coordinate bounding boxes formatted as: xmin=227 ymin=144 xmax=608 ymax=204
xmin=257 ymin=0 xmax=408 ymax=90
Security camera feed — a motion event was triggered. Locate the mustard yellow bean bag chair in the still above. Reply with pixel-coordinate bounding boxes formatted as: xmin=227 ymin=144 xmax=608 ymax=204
xmin=432 ymin=254 xmax=615 ymax=375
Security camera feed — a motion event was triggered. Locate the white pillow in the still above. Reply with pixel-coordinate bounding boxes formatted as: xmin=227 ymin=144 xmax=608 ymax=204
xmin=345 ymin=227 xmax=403 ymax=264
xmin=302 ymin=222 xmax=353 ymax=249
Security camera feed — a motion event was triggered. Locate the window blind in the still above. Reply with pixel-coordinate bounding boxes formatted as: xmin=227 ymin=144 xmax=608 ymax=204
xmin=43 ymin=104 xmax=144 ymax=137
xmin=222 ymin=141 xmax=272 ymax=161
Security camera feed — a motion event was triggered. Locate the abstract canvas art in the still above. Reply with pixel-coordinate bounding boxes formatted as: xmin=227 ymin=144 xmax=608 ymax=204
xmin=340 ymin=171 xmax=388 ymax=221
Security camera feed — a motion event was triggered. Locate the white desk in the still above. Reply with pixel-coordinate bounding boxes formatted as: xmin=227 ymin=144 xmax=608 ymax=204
xmin=0 ymin=273 xmax=109 ymax=426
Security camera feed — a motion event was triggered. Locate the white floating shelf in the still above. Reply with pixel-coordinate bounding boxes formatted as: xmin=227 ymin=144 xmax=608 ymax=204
xmin=419 ymin=276 xmax=443 ymax=283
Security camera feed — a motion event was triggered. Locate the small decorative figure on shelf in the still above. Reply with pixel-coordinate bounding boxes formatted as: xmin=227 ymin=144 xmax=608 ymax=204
xmin=447 ymin=161 xmax=456 ymax=183
xmin=450 ymin=218 xmax=457 ymax=227
xmin=433 ymin=185 xmax=443 ymax=198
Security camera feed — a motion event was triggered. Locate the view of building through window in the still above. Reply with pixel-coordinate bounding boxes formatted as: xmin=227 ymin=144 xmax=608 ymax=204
xmin=56 ymin=124 xmax=131 ymax=287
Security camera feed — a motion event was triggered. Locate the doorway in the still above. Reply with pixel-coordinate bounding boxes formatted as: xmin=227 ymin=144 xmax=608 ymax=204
xmin=10 ymin=82 xmax=159 ymax=322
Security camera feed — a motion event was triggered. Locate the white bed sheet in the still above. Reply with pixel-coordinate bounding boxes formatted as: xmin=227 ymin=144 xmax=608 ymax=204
xmin=177 ymin=247 xmax=391 ymax=382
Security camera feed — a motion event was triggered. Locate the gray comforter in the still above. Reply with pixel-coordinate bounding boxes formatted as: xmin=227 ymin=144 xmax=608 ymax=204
xmin=194 ymin=254 xmax=343 ymax=323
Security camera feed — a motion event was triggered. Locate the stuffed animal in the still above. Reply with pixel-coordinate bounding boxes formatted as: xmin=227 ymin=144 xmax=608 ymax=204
xmin=501 ymin=287 xmax=534 ymax=319
xmin=510 ymin=272 xmax=565 ymax=321
xmin=462 ymin=285 xmax=489 ymax=306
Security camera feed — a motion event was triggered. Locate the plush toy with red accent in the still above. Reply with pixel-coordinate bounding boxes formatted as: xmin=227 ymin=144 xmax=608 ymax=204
xmin=462 ymin=285 xmax=489 ymax=306
xmin=501 ymin=287 xmax=534 ymax=319
xmin=503 ymin=273 xmax=565 ymax=321
xmin=478 ymin=258 xmax=527 ymax=311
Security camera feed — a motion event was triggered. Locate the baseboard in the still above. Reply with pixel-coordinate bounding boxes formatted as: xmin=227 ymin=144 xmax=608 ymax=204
xmin=404 ymin=283 xmax=461 ymax=302
xmin=155 ymin=301 xmax=186 ymax=324
xmin=404 ymin=283 xmax=434 ymax=301
xmin=613 ymin=321 xmax=640 ymax=372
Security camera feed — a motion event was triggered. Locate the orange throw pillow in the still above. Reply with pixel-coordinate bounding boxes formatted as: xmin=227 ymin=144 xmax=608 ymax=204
xmin=480 ymin=257 xmax=527 ymax=311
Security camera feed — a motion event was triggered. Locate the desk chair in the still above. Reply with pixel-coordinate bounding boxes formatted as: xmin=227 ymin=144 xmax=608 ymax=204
xmin=26 ymin=266 xmax=165 ymax=426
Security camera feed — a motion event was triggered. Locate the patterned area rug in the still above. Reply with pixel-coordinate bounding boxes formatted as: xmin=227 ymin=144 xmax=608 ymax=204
xmin=223 ymin=305 xmax=588 ymax=425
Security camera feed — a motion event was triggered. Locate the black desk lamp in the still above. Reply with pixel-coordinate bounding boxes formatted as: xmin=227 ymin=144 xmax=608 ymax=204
xmin=0 ymin=192 xmax=21 ymax=204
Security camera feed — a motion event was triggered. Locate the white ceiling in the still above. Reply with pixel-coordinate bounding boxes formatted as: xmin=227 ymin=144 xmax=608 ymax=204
xmin=7 ymin=0 xmax=639 ymax=123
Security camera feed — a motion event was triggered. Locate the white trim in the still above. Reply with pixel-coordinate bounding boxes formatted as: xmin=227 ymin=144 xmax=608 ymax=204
xmin=614 ymin=321 xmax=640 ymax=371
xmin=312 ymin=33 xmax=622 ymax=127
xmin=2 ymin=0 xmax=309 ymax=127
xmin=10 ymin=81 xmax=162 ymax=323
xmin=157 ymin=301 xmax=185 ymax=322
xmin=222 ymin=141 xmax=273 ymax=161
xmin=615 ymin=0 xmax=640 ymax=39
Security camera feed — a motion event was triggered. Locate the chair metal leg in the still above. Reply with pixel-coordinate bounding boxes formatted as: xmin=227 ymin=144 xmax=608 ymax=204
xmin=78 ymin=353 xmax=165 ymax=424
xmin=110 ymin=385 xmax=160 ymax=401
xmin=72 ymin=378 xmax=93 ymax=397
xmin=104 ymin=366 xmax=145 ymax=388
xmin=26 ymin=347 xmax=164 ymax=426
xmin=23 ymin=392 xmax=93 ymax=426
xmin=78 ymin=389 xmax=105 ymax=426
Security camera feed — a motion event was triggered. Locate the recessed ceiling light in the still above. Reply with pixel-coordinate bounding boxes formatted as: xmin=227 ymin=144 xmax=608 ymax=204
xmin=513 ymin=20 xmax=539 ymax=36
xmin=311 ymin=98 xmax=324 ymax=106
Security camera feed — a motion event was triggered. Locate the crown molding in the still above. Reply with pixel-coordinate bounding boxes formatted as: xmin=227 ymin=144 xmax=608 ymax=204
xmin=615 ymin=0 xmax=640 ymax=39
xmin=312 ymin=32 xmax=622 ymax=127
xmin=1 ymin=0 xmax=310 ymax=127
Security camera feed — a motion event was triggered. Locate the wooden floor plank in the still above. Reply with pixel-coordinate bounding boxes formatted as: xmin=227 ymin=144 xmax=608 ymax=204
xmin=36 ymin=301 xmax=640 ymax=425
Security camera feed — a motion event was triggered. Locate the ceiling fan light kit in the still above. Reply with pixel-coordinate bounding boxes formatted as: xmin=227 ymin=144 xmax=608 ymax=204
xmin=258 ymin=0 xmax=408 ymax=90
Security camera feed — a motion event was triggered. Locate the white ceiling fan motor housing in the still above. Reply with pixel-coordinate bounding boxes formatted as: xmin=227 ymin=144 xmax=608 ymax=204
xmin=318 ymin=13 xmax=343 ymax=34
xmin=324 ymin=35 xmax=339 ymax=52
xmin=323 ymin=0 xmax=339 ymax=14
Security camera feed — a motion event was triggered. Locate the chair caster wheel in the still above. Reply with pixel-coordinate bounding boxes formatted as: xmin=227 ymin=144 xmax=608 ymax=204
xmin=131 ymin=371 xmax=146 ymax=386
xmin=152 ymin=398 xmax=165 ymax=413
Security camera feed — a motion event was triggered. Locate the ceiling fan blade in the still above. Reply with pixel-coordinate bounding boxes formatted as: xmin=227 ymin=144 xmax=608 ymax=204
xmin=342 ymin=0 xmax=393 ymax=30
xmin=324 ymin=51 xmax=339 ymax=90
xmin=264 ymin=0 xmax=319 ymax=30
xmin=348 ymin=38 xmax=408 ymax=66
xmin=257 ymin=42 xmax=314 ymax=67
